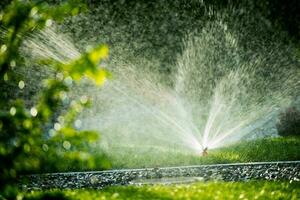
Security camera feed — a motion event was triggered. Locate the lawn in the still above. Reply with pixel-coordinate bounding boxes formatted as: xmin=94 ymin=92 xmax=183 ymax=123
xmin=104 ymin=136 xmax=300 ymax=169
xmin=45 ymin=136 xmax=300 ymax=172
xmin=24 ymin=181 xmax=300 ymax=200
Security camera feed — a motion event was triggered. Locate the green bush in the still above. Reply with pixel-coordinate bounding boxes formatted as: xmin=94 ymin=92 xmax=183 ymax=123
xmin=276 ymin=107 xmax=300 ymax=137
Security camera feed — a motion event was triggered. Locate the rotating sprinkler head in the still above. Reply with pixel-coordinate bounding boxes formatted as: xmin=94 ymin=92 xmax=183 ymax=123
xmin=201 ymin=147 xmax=208 ymax=156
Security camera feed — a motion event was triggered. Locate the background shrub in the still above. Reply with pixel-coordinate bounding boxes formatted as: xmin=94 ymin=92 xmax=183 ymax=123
xmin=276 ymin=107 xmax=300 ymax=137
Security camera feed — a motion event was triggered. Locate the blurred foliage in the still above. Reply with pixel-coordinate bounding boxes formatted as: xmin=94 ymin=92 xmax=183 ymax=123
xmin=23 ymin=190 xmax=70 ymax=200
xmin=0 ymin=0 xmax=110 ymax=199
xmin=24 ymin=181 xmax=300 ymax=200
xmin=277 ymin=107 xmax=300 ymax=137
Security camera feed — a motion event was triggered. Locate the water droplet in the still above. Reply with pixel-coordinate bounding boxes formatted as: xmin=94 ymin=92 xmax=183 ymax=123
xmin=75 ymin=119 xmax=82 ymax=128
xmin=18 ymin=80 xmax=25 ymax=89
xmin=64 ymin=76 xmax=73 ymax=86
xmin=0 ymin=45 xmax=7 ymax=53
xmin=80 ymin=95 xmax=88 ymax=104
xmin=54 ymin=123 xmax=61 ymax=131
xmin=63 ymin=141 xmax=71 ymax=150
xmin=10 ymin=60 xmax=16 ymax=67
xmin=45 ymin=19 xmax=53 ymax=27
xmin=59 ymin=91 xmax=67 ymax=100
xmin=13 ymin=138 xmax=20 ymax=147
xmin=30 ymin=107 xmax=38 ymax=117
xmin=56 ymin=72 xmax=64 ymax=81
xmin=75 ymin=104 xmax=83 ymax=112
xmin=10 ymin=107 xmax=16 ymax=116
xmin=42 ymin=144 xmax=49 ymax=152
xmin=30 ymin=7 xmax=38 ymax=16
xmin=70 ymin=100 xmax=77 ymax=107
xmin=58 ymin=116 xmax=64 ymax=123
xmin=85 ymin=45 xmax=93 ymax=52
xmin=48 ymin=129 xmax=56 ymax=137
xmin=3 ymin=73 xmax=8 ymax=81
xmin=112 ymin=193 xmax=119 ymax=198
xmin=16 ymin=194 xmax=23 ymax=200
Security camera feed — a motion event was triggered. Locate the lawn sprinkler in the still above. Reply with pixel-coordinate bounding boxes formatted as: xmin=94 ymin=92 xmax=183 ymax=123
xmin=201 ymin=147 xmax=208 ymax=156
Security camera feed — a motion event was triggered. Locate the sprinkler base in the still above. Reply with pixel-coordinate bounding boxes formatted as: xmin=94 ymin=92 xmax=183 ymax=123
xmin=201 ymin=147 xmax=208 ymax=156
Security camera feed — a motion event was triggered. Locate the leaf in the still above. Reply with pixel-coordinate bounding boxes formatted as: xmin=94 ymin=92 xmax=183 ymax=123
xmin=86 ymin=69 xmax=107 ymax=86
xmin=88 ymin=45 xmax=109 ymax=65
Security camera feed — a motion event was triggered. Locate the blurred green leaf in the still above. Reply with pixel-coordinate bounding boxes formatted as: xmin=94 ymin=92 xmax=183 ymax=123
xmin=0 ymin=0 xmax=110 ymax=199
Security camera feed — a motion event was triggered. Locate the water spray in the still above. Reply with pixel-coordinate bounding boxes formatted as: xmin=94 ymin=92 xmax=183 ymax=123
xmin=20 ymin=10 xmax=300 ymax=157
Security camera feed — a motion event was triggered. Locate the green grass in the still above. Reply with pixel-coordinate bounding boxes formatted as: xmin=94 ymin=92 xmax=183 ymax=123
xmin=44 ymin=136 xmax=300 ymax=172
xmin=104 ymin=136 xmax=300 ymax=169
xmin=24 ymin=181 xmax=300 ymax=200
